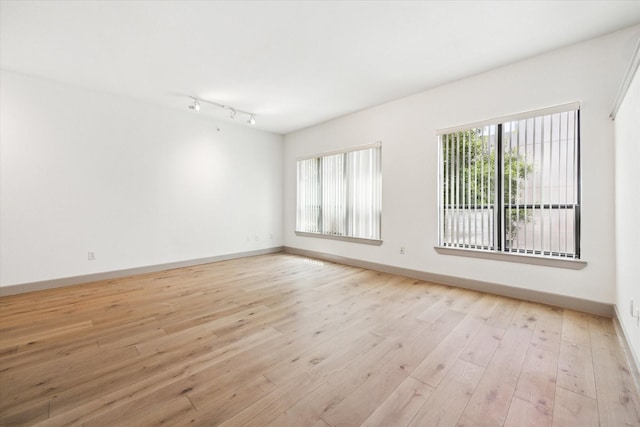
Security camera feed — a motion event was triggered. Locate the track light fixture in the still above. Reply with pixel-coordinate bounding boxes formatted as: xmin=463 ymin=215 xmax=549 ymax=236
xmin=188 ymin=96 xmax=255 ymax=125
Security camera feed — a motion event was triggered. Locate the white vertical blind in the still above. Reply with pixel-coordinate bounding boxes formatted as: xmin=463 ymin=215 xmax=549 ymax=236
xmin=296 ymin=158 xmax=321 ymax=233
xmin=440 ymin=126 xmax=496 ymax=250
xmin=297 ymin=145 xmax=382 ymax=241
xmin=347 ymin=147 xmax=382 ymax=239
xmin=502 ymin=109 xmax=580 ymax=258
xmin=439 ymin=106 xmax=580 ymax=259
xmin=321 ymin=153 xmax=346 ymax=236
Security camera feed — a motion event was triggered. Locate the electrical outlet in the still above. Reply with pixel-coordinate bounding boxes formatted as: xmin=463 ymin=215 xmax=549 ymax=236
xmin=400 ymin=247 xmax=405 ymax=255
xmin=87 ymin=251 xmax=95 ymax=261
xmin=632 ymin=299 xmax=635 ymax=317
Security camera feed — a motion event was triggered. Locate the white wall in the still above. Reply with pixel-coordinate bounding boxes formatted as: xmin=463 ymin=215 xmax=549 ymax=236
xmin=284 ymin=26 xmax=640 ymax=305
xmin=614 ymin=63 xmax=640 ymax=366
xmin=0 ymin=70 xmax=283 ymax=287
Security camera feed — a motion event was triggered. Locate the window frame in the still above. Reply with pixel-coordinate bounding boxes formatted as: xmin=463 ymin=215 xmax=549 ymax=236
xmin=295 ymin=143 xmax=383 ymax=245
xmin=436 ymin=103 xmax=586 ymax=268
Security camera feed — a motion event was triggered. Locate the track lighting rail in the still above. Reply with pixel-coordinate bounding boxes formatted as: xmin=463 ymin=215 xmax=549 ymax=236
xmin=188 ymin=96 xmax=256 ymax=125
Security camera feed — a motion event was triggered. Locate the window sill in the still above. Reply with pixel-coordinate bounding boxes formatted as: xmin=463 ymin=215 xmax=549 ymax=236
xmin=295 ymin=231 xmax=383 ymax=246
xmin=434 ymin=246 xmax=587 ymax=270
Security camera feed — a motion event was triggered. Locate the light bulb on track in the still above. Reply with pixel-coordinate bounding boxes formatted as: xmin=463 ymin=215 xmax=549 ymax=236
xmin=189 ymin=99 xmax=200 ymax=112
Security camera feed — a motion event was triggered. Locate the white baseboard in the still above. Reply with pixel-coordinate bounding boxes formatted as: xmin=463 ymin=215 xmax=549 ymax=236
xmin=0 ymin=247 xmax=284 ymax=297
xmin=283 ymin=246 xmax=613 ymax=317
xmin=1 ymin=245 xmax=615 ymax=319
xmin=613 ymin=306 xmax=640 ymax=397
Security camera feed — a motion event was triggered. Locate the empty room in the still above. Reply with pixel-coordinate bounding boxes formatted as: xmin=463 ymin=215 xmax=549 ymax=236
xmin=1 ymin=1 xmax=640 ymax=426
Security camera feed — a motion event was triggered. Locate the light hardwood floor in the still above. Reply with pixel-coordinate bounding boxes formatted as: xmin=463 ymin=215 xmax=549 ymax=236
xmin=1 ymin=253 xmax=639 ymax=426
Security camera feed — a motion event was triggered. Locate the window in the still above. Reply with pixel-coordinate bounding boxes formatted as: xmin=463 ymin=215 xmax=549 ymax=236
xmin=438 ymin=104 xmax=580 ymax=259
xmin=296 ymin=144 xmax=382 ymax=243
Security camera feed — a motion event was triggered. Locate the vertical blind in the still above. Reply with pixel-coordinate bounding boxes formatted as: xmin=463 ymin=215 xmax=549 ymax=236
xmin=440 ymin=125 xmax=497 ymax=251
xmin=439 ymin=106 xmax=580 ymax=259
xmin=297 ymin=144 xmax=382 ymax=240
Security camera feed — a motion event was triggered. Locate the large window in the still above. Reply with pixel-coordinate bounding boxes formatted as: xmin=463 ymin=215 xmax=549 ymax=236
xmin=296 ymin=144 xmax=382 ymax=243
xmin=438 ymin=104 xmax=580 ymax=259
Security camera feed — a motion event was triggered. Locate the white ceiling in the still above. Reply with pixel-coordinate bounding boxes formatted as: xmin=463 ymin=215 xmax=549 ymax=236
xmin=2 ymin=1 xmax=640 ymax=134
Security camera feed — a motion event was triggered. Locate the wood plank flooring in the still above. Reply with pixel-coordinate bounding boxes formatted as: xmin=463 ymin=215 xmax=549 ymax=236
xmin=1 ymin=253 xmax=639 ymax=426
